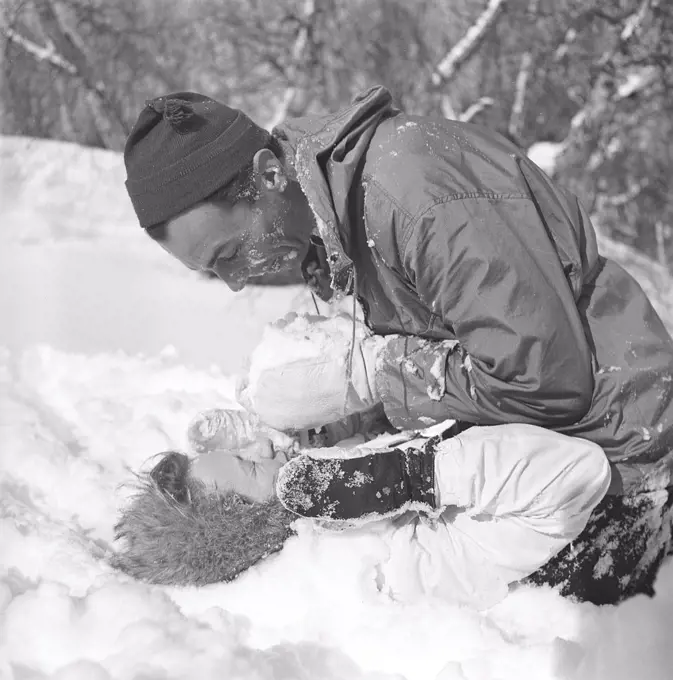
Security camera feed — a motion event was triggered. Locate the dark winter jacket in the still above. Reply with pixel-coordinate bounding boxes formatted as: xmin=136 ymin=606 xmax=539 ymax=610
xmin=277 ymin=86 xmax=673 ymax=494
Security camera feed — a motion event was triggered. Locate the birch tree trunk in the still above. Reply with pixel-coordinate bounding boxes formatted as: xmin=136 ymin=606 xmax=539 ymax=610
xmin=265 ymin=0 xmax=317 ymax=131
xmin=431 ymin=0 xmax=508 ymax=87
xmin=508 ymin=52 xmax=533 ymax=141
xmin=430 ymin=0 xmax=507 ymax=120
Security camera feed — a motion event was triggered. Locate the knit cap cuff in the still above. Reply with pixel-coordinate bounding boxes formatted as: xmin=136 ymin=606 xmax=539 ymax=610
xmin=125 ymin=107 xmax=269 ymax=229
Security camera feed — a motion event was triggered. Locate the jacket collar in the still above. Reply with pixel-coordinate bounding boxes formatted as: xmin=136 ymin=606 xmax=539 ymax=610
xmin=276 ymin=86 xmax=397 ymax=300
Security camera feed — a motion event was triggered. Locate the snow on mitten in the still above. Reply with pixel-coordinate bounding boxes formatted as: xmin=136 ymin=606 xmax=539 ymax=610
xmin=187 ymin=408 xmax=298 ymax=458
xmin=238 ymin=313 xmax=387 ymax=431
xmin=188 ymin=409 xmax=260 ymax=452
xmin=276 ymin=441 xmax=439 ymax=523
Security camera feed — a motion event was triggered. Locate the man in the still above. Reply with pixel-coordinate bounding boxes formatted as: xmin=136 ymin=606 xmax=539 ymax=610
xmin=124 ymin=86 xmax=673 ymax=494
xmin=123 ymin=87 xmax=673 ymax=600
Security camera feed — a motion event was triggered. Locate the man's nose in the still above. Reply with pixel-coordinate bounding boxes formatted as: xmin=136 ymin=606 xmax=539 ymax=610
xmin=226 ymin=277 xmax=247 ymax=292
xmin=218 ymin=270 xmax=248 ymax=291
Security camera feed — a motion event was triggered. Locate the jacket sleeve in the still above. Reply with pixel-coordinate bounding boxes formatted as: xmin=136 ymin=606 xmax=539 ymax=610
xmin=379 ymin=424 xmax=611 ymax=608
xmin=375 ymin=197 xmax=594 ymax=429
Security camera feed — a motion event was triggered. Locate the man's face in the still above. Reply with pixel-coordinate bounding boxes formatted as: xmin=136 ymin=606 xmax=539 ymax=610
xmin=156 ymin=186 xmax=311 ymax=291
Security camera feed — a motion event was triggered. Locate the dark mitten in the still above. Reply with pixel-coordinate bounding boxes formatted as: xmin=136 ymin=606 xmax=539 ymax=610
xmin=276 ymin=443 xmax=438 ymax=522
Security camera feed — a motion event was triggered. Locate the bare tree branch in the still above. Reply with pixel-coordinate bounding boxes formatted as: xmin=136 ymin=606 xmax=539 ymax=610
xmin=431 ymin=0 xmax=507 ymax=87
xmin=600 ymin=180 xmax=650 ymax=208
xmin=440 ymin=95 xmax=458 ymax=120
xmin=655 ymin=221 xmax=670 ymax=269
xmin=507 ymin=0 xmax=538 ymax=142
xmin=553 ymin=0 xmax=657 ymax=201
xmin=458 ymin=96 xmax=494 ymax=122
xmin=30 ymin=0 xmax=128 ymax=148
xmin=265 ymin=0 xmax=317 ymax=130
xmin=508 ymin=52 xmax=533 ymax=140
xmin=597 ymin=0 xmax=652 ymax=68
xmin=1 ymin=24 xmax=76 ymax=74
xmin=553 ymin=27 xmax=577 ymax=62
xmin=621 ymin=0 xmax=651 ymax=41
xmin=54 ymin=75 xmax=76 ymax=141
xmin=553 ymin=3 xmax=647 ymax=65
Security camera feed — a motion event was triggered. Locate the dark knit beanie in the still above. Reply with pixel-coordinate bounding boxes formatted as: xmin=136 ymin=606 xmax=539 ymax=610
xmin=124 ymin=92 xmax=271 ymax=229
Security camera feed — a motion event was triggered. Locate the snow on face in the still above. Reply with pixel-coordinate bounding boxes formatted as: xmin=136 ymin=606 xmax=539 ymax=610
xmin=2 ymin=136 xmax=673 ymax=680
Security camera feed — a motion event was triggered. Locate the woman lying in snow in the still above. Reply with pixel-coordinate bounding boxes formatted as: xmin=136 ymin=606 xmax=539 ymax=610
xmin=113 ymin=407 xmax=673 ymax=608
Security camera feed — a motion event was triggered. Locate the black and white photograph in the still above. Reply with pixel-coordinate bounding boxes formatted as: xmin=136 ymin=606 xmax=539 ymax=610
xmin=1 ymin=1 xmax=673 ymax=678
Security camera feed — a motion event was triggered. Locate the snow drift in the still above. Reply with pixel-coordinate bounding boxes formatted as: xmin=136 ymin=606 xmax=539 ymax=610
xmin=1 ymin=135 xmax=673 ymax=680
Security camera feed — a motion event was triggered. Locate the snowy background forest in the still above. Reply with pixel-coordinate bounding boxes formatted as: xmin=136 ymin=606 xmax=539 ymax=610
xmin=2 ymin=1 xmax=673 ymax=679
xmin=3 ymin=0 xmax=673 ymax=272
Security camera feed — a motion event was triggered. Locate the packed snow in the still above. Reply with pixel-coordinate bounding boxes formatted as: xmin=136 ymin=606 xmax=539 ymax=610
xmin=525 ymin=141 xmax=565 ymax=176
xmin=2 ymin=135 xmax=673 ymax=680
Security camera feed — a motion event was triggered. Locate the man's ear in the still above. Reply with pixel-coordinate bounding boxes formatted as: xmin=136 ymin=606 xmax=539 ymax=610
xmin=253 ymin=148 xmax=288 ymax=193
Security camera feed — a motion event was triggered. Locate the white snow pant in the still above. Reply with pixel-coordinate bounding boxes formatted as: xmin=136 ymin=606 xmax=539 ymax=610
xmin=378 ymin=423 xmax=611 ymax=608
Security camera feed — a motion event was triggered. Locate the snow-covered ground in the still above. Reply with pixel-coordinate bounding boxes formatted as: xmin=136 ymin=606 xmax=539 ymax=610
xmin=2 ymin=135 xmax=673 ymax=680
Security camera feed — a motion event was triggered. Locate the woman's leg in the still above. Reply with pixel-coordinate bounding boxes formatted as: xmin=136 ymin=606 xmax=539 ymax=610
xmin=524 ymin=486 xmax=673 ymax=605
xmin=429 ymin=424 xmax=612 ymax=584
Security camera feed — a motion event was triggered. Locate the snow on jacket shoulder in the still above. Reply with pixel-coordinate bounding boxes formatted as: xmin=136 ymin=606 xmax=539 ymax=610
xmin=279 ymin=86 xmax=673 ymax=494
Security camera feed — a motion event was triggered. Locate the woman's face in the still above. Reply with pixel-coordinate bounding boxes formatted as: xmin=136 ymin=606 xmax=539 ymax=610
xmin=189 ymin=435 xmax=290 ymax=503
